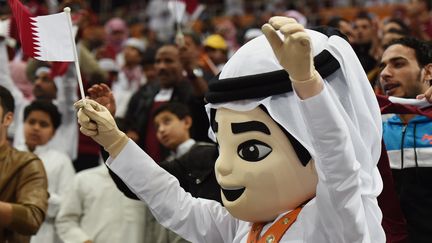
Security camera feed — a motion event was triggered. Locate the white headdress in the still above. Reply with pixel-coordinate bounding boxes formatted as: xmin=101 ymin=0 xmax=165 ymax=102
xmin=205 ymin=28 xmax=384 ymax=240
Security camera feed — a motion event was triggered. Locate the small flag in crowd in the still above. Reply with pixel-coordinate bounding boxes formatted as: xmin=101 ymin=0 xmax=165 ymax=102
xmin=377 ymin=94 xmax=432 ymax=119
xmin=8 ymin=0 xmax=74 ymax=61
xmin=8 ymin=0 xmax=87 ymax=100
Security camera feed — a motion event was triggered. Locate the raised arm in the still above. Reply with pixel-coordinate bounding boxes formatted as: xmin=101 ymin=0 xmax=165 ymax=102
xmin=262 ymin=17 xmax=385 ymax=243
xmin=74 ymin=99 xmax=237 ymax=243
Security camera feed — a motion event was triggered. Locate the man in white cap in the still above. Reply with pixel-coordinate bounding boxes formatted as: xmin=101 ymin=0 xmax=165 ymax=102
xmin=75 ymin=17 xmax=385 ymax=242
xmin=113 ymin=38 xmax=147 ymax=118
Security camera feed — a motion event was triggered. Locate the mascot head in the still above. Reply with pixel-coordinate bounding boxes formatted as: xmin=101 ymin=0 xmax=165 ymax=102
xmin=205 ymin=25 xmax=382 ymax=223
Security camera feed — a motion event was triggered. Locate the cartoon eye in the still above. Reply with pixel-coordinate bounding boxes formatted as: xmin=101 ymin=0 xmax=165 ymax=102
xmin=237 ymin=140 xmax=272 ymax=162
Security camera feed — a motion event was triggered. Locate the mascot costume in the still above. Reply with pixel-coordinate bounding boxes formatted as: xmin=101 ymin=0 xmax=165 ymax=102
xmin=76 ymin=17 xmax=385 ymax=243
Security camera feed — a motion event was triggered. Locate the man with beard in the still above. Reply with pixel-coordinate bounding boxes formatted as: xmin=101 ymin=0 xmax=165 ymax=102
xmin=379 ymin=37 xmax=432 ymax=243
xmin=123 ymin=44 xmax=209 ymax=163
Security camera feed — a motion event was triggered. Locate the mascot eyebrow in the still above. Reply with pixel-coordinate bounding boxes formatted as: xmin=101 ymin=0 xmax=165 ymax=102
xmin=231 ymin=121 xmax=271 ymax=135
xmin=210 ymin=120 xmax=271 ymax=135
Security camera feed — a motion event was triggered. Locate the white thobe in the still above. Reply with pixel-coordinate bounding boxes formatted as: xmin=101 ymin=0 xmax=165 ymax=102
xmin=55 ymin=165 xmax=150 ymax=243
xmin=107 ymin=86 xmax=385 ymax=243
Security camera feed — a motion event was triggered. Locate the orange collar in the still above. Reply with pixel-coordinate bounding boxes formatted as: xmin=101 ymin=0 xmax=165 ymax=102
xmin=247 ymin=207 xmax=302 ymax=243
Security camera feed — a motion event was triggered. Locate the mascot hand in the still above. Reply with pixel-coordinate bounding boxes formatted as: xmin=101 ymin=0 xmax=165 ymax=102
xmin=75 ymin=99 xmax=128 ymax=157
xmin=262 ymin=16 xmax=316 ymax=82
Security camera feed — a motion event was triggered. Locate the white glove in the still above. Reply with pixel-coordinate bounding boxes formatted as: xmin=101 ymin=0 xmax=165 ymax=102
xmin=262 ymin=16 xmax=323 ymax=99
xmin=74 ymin=99 xmax=128 ymax=157
xmin=261 ymin=16 xmax=317 ymax=83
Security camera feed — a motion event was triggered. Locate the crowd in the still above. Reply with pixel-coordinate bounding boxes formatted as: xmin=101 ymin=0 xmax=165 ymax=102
xmin=1 ymin=0 xmax=432 ymax=242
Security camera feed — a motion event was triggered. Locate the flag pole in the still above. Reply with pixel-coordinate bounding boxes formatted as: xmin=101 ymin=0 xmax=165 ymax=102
xmin=63 ymin=7 xmax=86 ymax=102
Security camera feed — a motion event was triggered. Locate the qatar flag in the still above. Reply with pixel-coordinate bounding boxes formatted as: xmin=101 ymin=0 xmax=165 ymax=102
xmin=8 ymin=0 xmax=74 ymax=61
xmin=378 ymin=94 xmax=432 ymax=119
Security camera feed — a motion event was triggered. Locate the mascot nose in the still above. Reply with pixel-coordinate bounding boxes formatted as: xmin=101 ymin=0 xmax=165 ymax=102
xmin=215 ymin=155 xmax=233 ymax=176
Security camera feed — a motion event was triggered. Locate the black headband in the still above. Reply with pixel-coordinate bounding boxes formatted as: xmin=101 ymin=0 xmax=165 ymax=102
xmin=205 ymin=49 xmax=340 ymax=104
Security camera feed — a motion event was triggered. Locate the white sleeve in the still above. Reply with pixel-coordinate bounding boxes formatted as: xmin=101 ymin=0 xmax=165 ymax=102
xmin=47 ymin=155 xmax=75 ymax=219
xmin=55 ymin=176 xmax=91 ymax=243
xmin=107 ymin=140 xmax=238 ymax=243
xmin=297 ymin=85 xmax=378 ymax=243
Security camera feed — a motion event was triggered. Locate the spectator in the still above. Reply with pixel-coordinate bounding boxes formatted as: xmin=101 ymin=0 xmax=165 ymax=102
xmin=0 ymin=85 xmax=48 ymax=243
xmin=181 ymin=31 xmax=215 ymax=81
xmin=382 ymin=18 xmax=410 ymax=36
xmin=0 ymin=39 xmax=79 ymax=161
xmin=203 ymin=34 xmax=228 ymax=75
xmin=352 ymin=10 xmax=379 ymax=73
xmin=155 ymin=102 xmax=220 ymax=203
xmin=327 ymin=16 xmax=356 ymax=44
xmin=103 ymin=17 xmax=128 ymax=58
xmin=13 ymin=63 xmax=79 ymax=161
xmin=379 ymin=37 xmax=432 ymax=243
xmin=370 ymin=18 xmax=410 ymax=94
xmin=214 ymin=18 xmax=240 ymax=57
xmin=124 ymin=45 xmax=209 ymax=163
xmin=407 ymin=0 xmax=432 ymax=40
xmin=55 ymin=164 xmax=152 ymax=243
xmin=381 ymin=18 xmax=410 ymax=47
xmin=141 ymin=49 xmax=158 ymax=84
xmin=113 ymin=38 xmax=147 ymax=118
xmin=16 ymin=100 xmax=76 ymax=243
xmin=81 ymin=25 xmax=106 ymax=54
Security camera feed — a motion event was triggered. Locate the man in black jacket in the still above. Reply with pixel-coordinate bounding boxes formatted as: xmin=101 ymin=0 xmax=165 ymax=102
xmin=123 ymin=45 xmax=210 ymax=163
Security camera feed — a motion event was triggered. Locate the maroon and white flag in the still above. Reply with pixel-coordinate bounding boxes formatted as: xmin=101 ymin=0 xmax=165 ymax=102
xmin=8 ymin=0 xmax=74 ymax=61
xmin=377 ymin=94 xmax=432 ymax=119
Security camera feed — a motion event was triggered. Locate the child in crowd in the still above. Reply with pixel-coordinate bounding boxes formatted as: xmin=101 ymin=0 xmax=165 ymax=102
xmin=154 ymin=102 xmax=220 ymax=203
xmin=17 ymin=100 xmax=75 ymax=243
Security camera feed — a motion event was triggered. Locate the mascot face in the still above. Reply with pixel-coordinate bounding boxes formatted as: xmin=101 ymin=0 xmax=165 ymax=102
xmin=214 ymin=107 xmax=318 ymax=222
